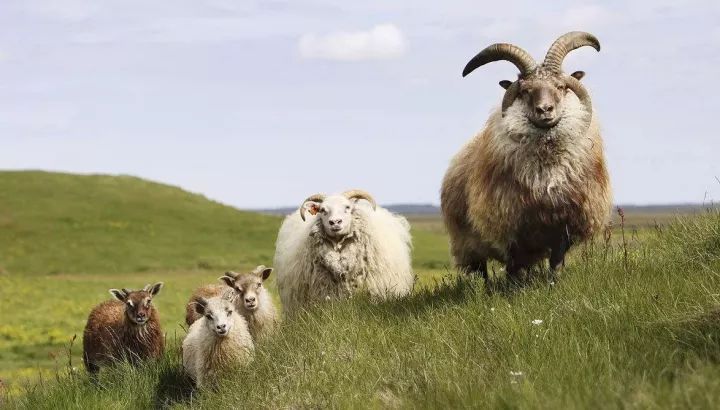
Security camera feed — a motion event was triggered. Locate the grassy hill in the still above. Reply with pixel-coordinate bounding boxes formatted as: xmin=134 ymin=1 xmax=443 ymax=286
xmin=3 ymin=171 xmax=720 ymax=408
xmin=0 ymin=171 xmax=282 ymax=276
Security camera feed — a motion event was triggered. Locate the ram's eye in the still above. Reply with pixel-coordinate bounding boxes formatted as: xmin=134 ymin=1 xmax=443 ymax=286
xmin=345 ymin=205 xmax=351 ymax=211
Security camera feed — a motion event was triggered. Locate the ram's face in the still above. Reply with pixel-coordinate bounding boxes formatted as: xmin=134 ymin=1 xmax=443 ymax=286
xmin=518 ymin=75 xmax=566 ymax=129
xmin=308 ymin=196 xmax=354 ymax=238
xmin=509 ymin=70 xmax=586 ymax=130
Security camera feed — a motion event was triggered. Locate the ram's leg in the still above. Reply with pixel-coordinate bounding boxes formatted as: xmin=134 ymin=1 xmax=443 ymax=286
xmin=451 ymin=238 xmax=489 ymax=281
xmin=506 ymin=243 xmax=530 ymax=285
xmin=465 ymin=259 xmax=488 ymax=281
xmin=548 ymin=230 xmax=571 ymax=285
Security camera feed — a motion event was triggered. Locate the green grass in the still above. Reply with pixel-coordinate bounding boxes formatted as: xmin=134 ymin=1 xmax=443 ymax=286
xmin=0 ymin=170 xmax=281 ymax=275
xmin=3 ymin=171 xmax=720 ymax=408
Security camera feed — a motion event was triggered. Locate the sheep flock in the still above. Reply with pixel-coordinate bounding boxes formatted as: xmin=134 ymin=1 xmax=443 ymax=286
xmin=75 ymin=31 xmax=611 ymax=391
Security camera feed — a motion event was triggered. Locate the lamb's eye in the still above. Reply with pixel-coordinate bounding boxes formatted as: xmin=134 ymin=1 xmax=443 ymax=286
xmin=205 ymin=314 xmax=212 ymax=320
xmin=557 ymin=85 xmax=565 ymax=91
xmin=345 ymin=206 xmax=351 ymax=211
xmin=226 ymin=310 xmax=232 ymax=317
xmin=256 ymin=283 xmax=262 ymax=289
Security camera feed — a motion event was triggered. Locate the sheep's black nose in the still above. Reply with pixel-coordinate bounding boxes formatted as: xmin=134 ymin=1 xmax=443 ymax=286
xmin=329 ymin=219 xmax=342 ymax=226
xmin=246 ymin=297 xmax=256 ymax=303
xmin=217 ymin=324 xmax=226 ymax=330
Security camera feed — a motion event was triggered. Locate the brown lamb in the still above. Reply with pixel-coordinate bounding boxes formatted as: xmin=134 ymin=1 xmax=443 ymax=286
xmin=83 ymin=283 xmax=165 ymax=374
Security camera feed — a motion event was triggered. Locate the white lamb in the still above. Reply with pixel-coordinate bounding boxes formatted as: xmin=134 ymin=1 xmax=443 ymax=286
xmin=182 ymin=296 xmax=254 ymax=388
xmin=274 ymin=189 xmax=415 ymax=315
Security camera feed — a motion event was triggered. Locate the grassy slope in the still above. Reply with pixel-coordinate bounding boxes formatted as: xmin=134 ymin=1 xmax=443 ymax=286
xmin=0 ymin=171 xmax=281 ymax=275
xmin=3 ymin=171 xmax=720 ymax=408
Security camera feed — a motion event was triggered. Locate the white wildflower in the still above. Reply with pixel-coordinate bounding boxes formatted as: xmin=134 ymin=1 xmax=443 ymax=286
xmin=532 ymin=319 xmax=543 ymax=325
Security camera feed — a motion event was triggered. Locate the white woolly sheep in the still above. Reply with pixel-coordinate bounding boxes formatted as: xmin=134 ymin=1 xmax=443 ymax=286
xmin=182 ymin=296 xmax=254 ymax=388
xmin=185 ymin=265 xmax=279 ymax=341
xmin=83 ymin=283 xmax=165 ymax=374
xmin=274 ymin=189 xmax=414 ymax=315
xmin=441 ymin=31 xmax=612 ymax=284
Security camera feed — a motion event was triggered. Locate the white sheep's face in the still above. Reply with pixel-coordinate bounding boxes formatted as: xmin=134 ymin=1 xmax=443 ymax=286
xmin=197 ymin=298 xmax=235 ymax=337
xmin=306 ymin=195 xmax=355 ymax=239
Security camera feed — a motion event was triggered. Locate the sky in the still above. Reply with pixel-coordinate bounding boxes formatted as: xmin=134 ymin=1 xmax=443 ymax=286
xmin=1 ymin=0 xmax=719 ymax=208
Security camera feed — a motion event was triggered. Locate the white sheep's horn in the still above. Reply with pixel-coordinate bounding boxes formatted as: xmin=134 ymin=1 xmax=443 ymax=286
xmin=343 ymin=189 xmax=377 ymax=211
xmin=299 ymin=193 xmax=326 ymax=221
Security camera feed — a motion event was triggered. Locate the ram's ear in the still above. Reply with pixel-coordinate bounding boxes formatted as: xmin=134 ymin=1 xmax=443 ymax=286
xmin=499 ymin=80 xmax=513 ymax=90
xmin=194 ymin=297 xmax=208 ymax=315
xmin=570 ymin=71 xmax=585 ymax=81
xmin=304 ymin=201 xmax=321 ymax=216
xmin=109 ymin=289 xmax=127 ymax=301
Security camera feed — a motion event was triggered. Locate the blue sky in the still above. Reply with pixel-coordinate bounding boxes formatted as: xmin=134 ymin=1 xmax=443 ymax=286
xmin=1 ymin=0 xmax=719 ymax=208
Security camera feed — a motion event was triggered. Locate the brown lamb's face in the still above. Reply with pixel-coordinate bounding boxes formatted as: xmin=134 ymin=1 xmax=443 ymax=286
xmin=110 ymin=282 xmax=163 ymax=325
xmin=219 ymin=266 xmax=272 ymax=311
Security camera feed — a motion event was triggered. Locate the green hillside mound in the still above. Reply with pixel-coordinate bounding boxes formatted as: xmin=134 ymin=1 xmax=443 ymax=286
xmin=0 ymin=171 xmax=281 ymax=275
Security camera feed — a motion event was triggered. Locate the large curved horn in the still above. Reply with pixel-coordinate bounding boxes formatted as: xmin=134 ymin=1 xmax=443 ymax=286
xmin=299 ymin=193 xmax=326 ymax=221
xmin=565 ymin=75 xmax=593 ymax=123
xmin=543 ymin=31 xmax=600 ymax=73
xmin=462 ymin=44 xmax=537 ymax=77
xmin=343 ymin=189 xmax=377 ymax=211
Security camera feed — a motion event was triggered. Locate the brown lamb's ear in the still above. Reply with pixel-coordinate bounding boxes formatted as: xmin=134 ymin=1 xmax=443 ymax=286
xmin=499 ymin=80 xmax=513 ymax=90
xmin=260 ymin=267 xmax=273 ymax=281
xmin=571 ymin=71 xmax=585 ymax=81
xmin=194 ymin=297 xmax=208 ymax=315
xmin=218 ymin=275 xmax=235 ymax=288
xmin=109 ymin=289 xmax=127 ymax=301
xmin=149 ymin=282 xmax=163 ymax=296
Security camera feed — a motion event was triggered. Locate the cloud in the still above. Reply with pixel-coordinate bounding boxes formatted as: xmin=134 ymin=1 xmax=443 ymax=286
xmin=298 ymin=24 xmax=406 ymax=61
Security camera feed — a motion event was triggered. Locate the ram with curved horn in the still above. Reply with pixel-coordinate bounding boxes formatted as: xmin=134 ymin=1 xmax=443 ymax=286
xmin=441 ymin=31 xmax=612 ymax=285
xmin=274 ymin=190 xmax=414 ymax=314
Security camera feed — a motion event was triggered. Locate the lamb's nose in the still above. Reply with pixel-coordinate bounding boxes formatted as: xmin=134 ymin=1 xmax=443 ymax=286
xmin=137 ymin=312 xmax=146 ymax=318
xmin=217 ymin=324 xmax=226 ymax=330
xmin=329 ymin=219 xmax=342 ymax=226
xmin=246 ymin=296 xmax=256 ymax=303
